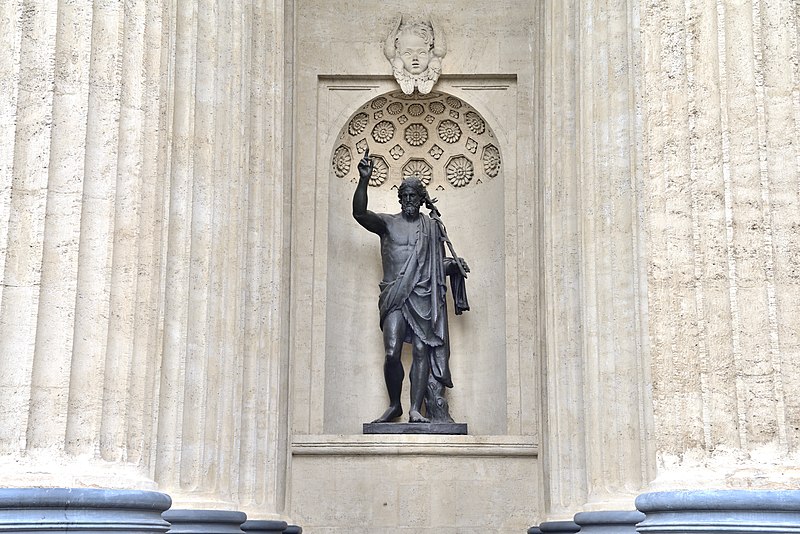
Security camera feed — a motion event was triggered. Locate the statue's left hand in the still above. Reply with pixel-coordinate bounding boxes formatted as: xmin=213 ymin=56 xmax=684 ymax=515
xmin=457 ymin=258 xmax=470 ymax=273
xmin=358 ymin=148 xmax=374 ymax=180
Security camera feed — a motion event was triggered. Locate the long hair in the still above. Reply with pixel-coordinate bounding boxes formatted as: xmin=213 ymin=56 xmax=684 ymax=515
xmin=398 ymin=178 xmax=437 ymax=211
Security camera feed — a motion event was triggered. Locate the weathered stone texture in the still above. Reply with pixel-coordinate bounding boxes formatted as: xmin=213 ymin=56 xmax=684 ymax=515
xmin=642 ymin=0 xmax=800 ymax=486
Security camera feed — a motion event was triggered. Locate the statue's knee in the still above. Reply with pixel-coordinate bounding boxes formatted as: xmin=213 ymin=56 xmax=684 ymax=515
xmin=384 ymin=346 xmax=402 ymax=362
xmin=412 ymin=340 xmax=429 ymax=360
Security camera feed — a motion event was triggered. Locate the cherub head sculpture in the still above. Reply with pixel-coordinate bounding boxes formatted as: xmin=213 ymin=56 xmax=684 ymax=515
xmin=384 ymin=16 xmax=447 ymax=95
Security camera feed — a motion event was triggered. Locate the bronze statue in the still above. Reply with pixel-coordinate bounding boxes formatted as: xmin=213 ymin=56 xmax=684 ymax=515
xmin=353 ymin=149 xmax=469 ymax=424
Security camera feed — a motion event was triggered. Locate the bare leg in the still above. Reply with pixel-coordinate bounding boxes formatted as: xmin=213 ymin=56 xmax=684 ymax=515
xmin=371 ymin=310 xmax=406 ymax=423
xmin=409 ymin=334 xmax=431 ymax=423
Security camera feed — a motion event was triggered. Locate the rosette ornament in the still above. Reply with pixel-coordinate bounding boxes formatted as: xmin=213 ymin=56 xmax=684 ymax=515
xmin=371 ymin=120 xmax=396 ymax=144
xmin=445 ymin=155 xmax=474 ymax=187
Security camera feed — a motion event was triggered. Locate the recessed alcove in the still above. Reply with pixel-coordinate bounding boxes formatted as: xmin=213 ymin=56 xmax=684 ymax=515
xmin=288 ymin=75 xmax=532 ymax=441
xmin=325 ymin=89 xmax=507 ymax=435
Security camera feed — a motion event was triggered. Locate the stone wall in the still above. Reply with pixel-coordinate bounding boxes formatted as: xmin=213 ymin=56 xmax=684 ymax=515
xmin=1 ymin=0 xmax=799 ymax=531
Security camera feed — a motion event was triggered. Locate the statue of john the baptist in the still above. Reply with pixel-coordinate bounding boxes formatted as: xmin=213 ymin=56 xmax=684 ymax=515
xmin=352 ymin=149 xmax=470 ymax=424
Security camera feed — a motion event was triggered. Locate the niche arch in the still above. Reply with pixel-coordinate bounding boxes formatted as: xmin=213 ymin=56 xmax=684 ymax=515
xmin=324 ymin=89 xmax=508 ymax=435
xmin=329 ymin=90 xmax=502 ymax=190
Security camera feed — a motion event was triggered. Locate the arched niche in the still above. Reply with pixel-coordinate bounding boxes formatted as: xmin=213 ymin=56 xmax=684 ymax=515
xmin=324 ymin=90 xmax=507 ymax=435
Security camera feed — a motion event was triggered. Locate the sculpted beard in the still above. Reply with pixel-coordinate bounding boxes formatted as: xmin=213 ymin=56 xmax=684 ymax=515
xmin=401 ymin=198 xmax=421 ymax=216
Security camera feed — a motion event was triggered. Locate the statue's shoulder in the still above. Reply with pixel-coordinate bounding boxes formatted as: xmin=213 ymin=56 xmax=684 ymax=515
xmin=383 ymin=212 xmax=404 ymax=223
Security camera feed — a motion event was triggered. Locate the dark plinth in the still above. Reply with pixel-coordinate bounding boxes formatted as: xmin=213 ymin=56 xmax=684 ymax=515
xmin=635 ymin=490 xmax=800 ymax=533
xmin=573 ymin=510 xmax=644 ymax=533
xmin=240 ymin=519 xmax=288 ymax=533
xmin=539 ymin=520 xmax=580 ymax=533
xmin=362 ymin=422 xmax=468 ymax=434
xmin=163 ymin=509 xmax=246 ymax=533
xmin=283 ymin=526 xmax=302 ymax=534
xmin=527 ymin=527 xmax=543 ymax=534
xmin=0 ymin=487 xmax=171 ymax=532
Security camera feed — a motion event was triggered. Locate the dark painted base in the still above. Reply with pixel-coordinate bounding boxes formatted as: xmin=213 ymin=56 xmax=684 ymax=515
xmin=363 ymin=422 xmax=468 ymax=434
xmin=0 ymin=488 xmax=171 ymax=532
xmin=240 ymin=519 xmax=288 ymax=533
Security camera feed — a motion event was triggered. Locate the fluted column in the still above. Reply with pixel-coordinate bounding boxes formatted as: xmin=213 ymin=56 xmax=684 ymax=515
xmin=236 ymin=0 xmax=292 ymax=517
xmin=540 ymin=0 xmax=588 ymax=517
xmin=0 ymin=0 xmax=64 ymax=454
xmin=0 ymin=0 xmax=167 ymax=488
xmin=574 ymin=0 xmax=654 ymax=508
xmin=0 ymin=0 xmax=293 ymax=517
xmin=642 ymin=0 xmax=800 ymax=484
xmin=152 ymin=0 xmax=292 ymax=515
xmin=541 ymin=0 xmax=654 ymax=517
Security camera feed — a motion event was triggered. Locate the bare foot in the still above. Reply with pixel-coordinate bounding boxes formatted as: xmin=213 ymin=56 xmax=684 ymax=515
xmin=371 ymin=405 xmax=402 ymax=423
xmin=409 ymin=410 xmax=430 ymax=423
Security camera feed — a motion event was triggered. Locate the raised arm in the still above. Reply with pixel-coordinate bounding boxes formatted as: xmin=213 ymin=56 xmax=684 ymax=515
xmin=352 ymin=148 xmax=387 ymax=235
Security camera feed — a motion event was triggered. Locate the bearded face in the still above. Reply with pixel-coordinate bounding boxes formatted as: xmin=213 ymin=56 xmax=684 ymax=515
xmin=399 ymin=189 xmax=422 ymax=217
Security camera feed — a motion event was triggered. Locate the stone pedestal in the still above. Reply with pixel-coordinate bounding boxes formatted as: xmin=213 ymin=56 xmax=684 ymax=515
xmin=539 ymin=520 xmax=580 ymax=533
xmin=163 ymin=510 xmax=246 ymax=533
xmin=362 ymin=422 xmax=468 ymax=435
xmin=573 ymin=510 xmax=644 ymax=533
xmin=527 ymin=527 xmax=543 ymax=534
xmin=291 ymin=434 xmax=536 ymax=531
xmin=240 ymin=520 xmax=288 ymax=533
xmin=0 ymin=488 xmax=171 ymax=532
xmin=635 ymin=490 xmax=800 ymax=533
xmin=283 ymin=526 xmax=302 ymax=534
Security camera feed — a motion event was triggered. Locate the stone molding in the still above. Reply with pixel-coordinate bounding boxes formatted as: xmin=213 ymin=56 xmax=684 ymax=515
xmin=291 ymin=435 xmax=538 ymax=457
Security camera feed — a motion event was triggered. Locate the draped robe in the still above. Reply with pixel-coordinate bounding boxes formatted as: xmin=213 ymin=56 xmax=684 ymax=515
xmin=377 ymin=212 xmax=468 ymax=388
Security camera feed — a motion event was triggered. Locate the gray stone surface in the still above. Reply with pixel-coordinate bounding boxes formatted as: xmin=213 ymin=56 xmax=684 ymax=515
xmin=240 ymin=519 xmax=288 ymax=533
xmin=539 ymin=520 xmax=580 ymax=533
xmin=163 ymin=509 xmax=247 ymax=533
xmin=0 ymin=487 xmax=171 ymax=532
xmin=363 ymin=422 xmax=468 ymax=434
xmin=635 ymin=490 xmax=800 ymax=533
xmin=573 ymin=510 xmax=644 ymax=533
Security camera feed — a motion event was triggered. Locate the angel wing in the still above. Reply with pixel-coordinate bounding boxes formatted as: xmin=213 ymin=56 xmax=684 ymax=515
xmin=430 ymin=17 xmax=447 ymax=59
xmin=383 ymin=15 xmax=403 ymax=61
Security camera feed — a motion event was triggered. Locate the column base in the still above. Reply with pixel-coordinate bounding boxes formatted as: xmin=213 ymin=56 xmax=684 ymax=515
xmin=163 ymin=509 xmax=247 ymax=533
xmin=573 ymin=510 xmax=644 ymax=533
xmin=240 ymin=519 xmax=288 ymax=533
xmin=0 ymin=488 xmax=171 ymax=532
xmin=636 ymin=490 xmax=800 ymax=533
xmin=539 ymin=520 xmax=580 ymax=533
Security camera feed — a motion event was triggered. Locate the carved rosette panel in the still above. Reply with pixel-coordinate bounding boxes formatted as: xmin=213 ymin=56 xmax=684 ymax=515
xmin=402 ymin=159 xmax=433 ymax=186
xmin=332 ymin=91 xmax=501 ymax=188
xmin=371 ymin=120 xmax=395 ymax=144
xmin=482 ymin=144 xmax=501 ymax=178
xmin=332 ymin=145 xmax=352 ymax=178
xmin=404 ymin=124 xmax=428 ymax=146
xmin=369 ymin=155 xmax=389 ymax=187
xmin=445 ymin=155 xmax=474 ymax=187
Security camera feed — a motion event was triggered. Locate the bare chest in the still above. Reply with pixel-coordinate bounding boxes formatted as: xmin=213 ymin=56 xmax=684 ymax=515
xmin=383 ymin=217 xmax=421 ymax=247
